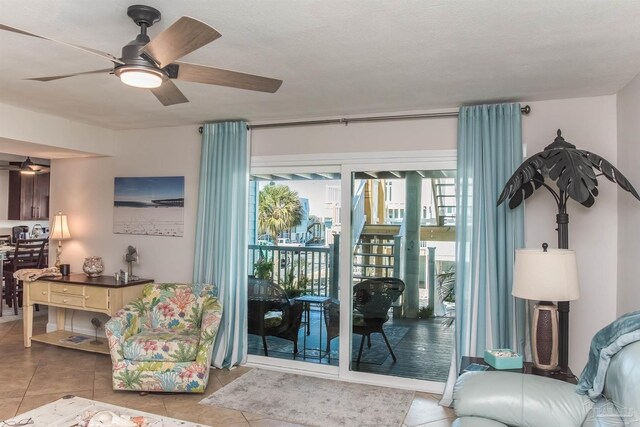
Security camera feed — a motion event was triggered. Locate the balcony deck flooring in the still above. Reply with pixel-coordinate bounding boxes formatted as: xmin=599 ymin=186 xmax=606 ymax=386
xmin=248 ymin=310 xmax=454 ymax=382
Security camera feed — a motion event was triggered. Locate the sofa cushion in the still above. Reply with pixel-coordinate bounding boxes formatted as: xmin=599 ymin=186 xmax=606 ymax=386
xmin=452 ymin=417 xmax=508 ymax=427
xmin=453 ymin=371 xmax=593 ymax=427
xmin=123 ymin=328 xmax=200 ymax=362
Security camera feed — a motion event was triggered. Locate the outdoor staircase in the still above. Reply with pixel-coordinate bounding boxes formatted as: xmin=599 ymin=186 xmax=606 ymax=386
xmin=432 ymin=178 xmax=456 ymax=226
xmin=352 ymin=229 xmax=397 ymax=281
xmin=306 ymin=222 xmax=325 ymax=245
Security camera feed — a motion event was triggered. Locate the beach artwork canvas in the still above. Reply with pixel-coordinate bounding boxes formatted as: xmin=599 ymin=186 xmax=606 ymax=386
xmin=113 ymin=176 xmax=185 ymax=237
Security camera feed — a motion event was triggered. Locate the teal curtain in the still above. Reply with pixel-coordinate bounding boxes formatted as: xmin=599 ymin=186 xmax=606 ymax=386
xmin=456 ymin=103 xmax=525 ymax=358
xmin=193 ymin=121 xmax=249 ymax=368
xmin=441 ymin=103 xmax=525 ymax=405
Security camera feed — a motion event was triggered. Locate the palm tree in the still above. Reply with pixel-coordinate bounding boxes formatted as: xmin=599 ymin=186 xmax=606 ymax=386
xmin=258 ymin=184 xmax=303 ymax=245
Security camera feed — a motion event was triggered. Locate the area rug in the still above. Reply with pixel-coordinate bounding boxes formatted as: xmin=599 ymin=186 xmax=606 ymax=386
xmin=200 ymin=369 xmax=415 ymax=427
xmin=0 ymin=302 xmax=47 ymax=323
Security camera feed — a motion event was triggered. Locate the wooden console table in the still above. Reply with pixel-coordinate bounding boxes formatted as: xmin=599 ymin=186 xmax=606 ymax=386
xmin=23 ymin=273 xmax=153 ymax=354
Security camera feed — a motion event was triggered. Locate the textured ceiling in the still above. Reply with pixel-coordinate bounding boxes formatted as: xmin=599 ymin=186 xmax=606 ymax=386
xmin=0 ymin=0 xmax=639 ymax=130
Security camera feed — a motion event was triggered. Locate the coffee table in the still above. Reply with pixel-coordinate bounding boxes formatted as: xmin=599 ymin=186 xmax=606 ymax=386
xmin=2 ymin=395 xmax=210 ymax=426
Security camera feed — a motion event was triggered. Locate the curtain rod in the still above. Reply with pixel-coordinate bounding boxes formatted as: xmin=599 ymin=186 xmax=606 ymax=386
xmin=198 ymin=105 xmax=530 ymax=133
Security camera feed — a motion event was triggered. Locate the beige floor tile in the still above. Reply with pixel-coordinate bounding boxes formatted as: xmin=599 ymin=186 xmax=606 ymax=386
xmin=17 ymin=390 xmax=94 ymax=415
xmin=95 ymin=354 xmax=112 ymax=368
xmin=0 ymin=397 xmax=22 ymax=421
xmin=212 ymin=366 xmax=252 ymax=386
xmin=93 ymin=368 xmax=113 ymax=391
xmin=404 ymin=393 xmax=454 ymax=427
xmin=92 ymin=389 xmax=168 ymax=416
xmin=0 ymin=372 xmax=32 ymax=400
xmin=25 ymin=370 xmax=94 ymax=396
xmin=36 ymin=348 xmax=97 ymax=371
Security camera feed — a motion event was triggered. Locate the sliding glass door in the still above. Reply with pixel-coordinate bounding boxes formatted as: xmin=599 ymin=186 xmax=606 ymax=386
xmin=341 ymin=166 xmax=456 ymax=385
xmin=247 ymin=152 xmax=456 ymax=392
xmin=246 ymin=167 xmax=342 ymax=371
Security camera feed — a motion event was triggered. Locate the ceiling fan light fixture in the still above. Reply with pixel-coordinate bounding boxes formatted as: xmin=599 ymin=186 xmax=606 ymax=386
xmin=20 ymin=156 xmax=36 ymax=174
xmin=116 ymin=66 xmax=163 ymax=88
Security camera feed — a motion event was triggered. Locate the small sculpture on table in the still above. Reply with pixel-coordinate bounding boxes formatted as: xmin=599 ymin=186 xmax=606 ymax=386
xmin=90 ymin=317 xmax=102 ymax=345
xmin=124 ymin=245 xmax=139 ymax=280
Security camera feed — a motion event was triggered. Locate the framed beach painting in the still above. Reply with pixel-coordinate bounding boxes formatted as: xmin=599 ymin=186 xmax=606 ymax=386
xmin=113 ymin=176 xmax=185 ymax=237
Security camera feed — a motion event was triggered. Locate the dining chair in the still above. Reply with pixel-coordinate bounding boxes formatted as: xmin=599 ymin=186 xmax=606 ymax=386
xmin=1 ymin=238 xmax=47 ymax=315
xmin=1 ymin=236 xmax=12 ymax=316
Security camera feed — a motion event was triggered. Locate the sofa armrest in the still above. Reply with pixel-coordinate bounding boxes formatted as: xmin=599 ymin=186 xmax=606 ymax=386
xmin=195 ymin=297 xmax=223 ymax=365
xmin=105 ymin=303 xmax=143 ymax=364
xmin=453 ymin=371 xmax=593 ymax=427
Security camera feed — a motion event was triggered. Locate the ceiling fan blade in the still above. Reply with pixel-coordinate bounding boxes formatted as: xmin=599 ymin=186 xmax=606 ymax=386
xmin=174 ymin=62 xmax=283 ymax=93
xmin=26 ymin=69 xmax=112 ymax=82
xmin=142 ymin=17 xmax=221 ymax=68
xmin=150 ymin=79 xmax=189 ymax=106
xmin=0 ymin=24 xmax=124 ymax=65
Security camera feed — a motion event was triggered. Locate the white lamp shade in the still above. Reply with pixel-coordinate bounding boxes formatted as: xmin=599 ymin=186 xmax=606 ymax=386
xmin=50 ymin=212 xmax=71 ymax=241
xmin=512 ymin=248 xmax=580 ymax=301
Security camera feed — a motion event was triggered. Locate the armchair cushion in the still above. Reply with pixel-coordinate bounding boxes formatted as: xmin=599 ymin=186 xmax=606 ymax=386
xmin=123 ymin=328 xmax=200 ymax=362
xmin=453 ymin=371 xmax=593 ymax=427
xmin=105 ymin=283 xmax=221 ymax=393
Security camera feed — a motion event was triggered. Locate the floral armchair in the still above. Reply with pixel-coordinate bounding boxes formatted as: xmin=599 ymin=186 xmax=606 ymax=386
xmin=105 ymin=283 xmax=222 ymax=393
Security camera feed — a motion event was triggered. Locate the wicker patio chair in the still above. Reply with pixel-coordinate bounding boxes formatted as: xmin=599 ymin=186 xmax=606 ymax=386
xmin=248 ymin=277 xmax=304 ymax=357
xmin=324 ymin=277 xmax=405 ymax=365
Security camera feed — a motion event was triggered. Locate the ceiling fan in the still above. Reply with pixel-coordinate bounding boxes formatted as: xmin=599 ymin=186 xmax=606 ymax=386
xmin=0 ymin=5 xmax=283 ymax=106
xmin=0 ymin=157 xmax=50 ymax=174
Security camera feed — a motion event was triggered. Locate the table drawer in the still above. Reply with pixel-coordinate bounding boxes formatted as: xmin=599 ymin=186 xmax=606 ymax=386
xmin=50 ymin=292 xmax=84 ymax=308
xmin=50 ymin=283 xmax=84 ymax=296
xmin=84 ymin=287 xmax=109 ymax=310
xmin=29 ymin=281 xmax=50 ymax=303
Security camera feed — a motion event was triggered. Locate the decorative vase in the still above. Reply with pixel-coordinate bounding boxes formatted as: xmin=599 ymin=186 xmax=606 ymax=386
xmin=83 ymin=256 xmax=104 ymax=277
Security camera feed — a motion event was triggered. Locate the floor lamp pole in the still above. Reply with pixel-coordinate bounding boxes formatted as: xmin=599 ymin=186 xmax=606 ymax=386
xmin=556 ymin=211 xmax=570 ymax=372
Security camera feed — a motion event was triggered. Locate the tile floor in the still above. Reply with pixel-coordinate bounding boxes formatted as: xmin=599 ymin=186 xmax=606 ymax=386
xmin=0 ymin=317 xmax=455 ymax=426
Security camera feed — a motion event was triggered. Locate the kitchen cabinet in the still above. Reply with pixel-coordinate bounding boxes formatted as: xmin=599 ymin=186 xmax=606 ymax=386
xmin=8 ymin=171 xmax=50 ymax=220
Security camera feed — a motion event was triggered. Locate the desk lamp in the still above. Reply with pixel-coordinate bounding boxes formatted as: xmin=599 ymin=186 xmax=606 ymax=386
xmin=512 ymin=243 xmax=579 ymax=372
xmin=50 ymin=211 xmax=71 ymax=268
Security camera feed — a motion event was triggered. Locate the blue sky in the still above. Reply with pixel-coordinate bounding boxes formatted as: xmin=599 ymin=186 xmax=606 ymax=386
xmin=114 ymin=176 xmax=184 ymax=202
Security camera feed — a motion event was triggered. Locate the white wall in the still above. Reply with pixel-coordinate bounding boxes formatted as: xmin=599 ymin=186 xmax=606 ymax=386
xmin=0 ymin=103 xmax=116 ymax=157
xmin=250 ymin=109 xmax=459 ymax=156
xmin=616 ymin=72 xmax=640 ymax=316
xmin=252 ymin=95 xmax=619 ymax=370
xmin=49 ymin=125 xmax=201 ymax=282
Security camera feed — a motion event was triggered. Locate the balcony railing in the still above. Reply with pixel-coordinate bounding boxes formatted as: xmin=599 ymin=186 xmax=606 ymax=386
xmin=248 ymin=243 xmax=338 ymax=297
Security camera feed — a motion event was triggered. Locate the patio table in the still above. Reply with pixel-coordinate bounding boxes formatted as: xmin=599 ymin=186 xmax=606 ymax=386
xmin=294 ymin=295 xmax=331 ymax=361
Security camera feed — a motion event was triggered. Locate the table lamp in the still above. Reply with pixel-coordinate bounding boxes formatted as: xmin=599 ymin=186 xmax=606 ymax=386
xmin=50 ymin=211 xmax=71 ymax=268
xmin=512 ymin=243 xmax=579 ymax=372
